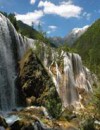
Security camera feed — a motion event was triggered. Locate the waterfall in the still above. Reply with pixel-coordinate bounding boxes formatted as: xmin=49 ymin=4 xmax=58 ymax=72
xmin=0 ymin=14 xmax=17 ymax=110
xmin=47 ymin=52 xmax=79 ymax=108
xmin=35 ymin=44 xmax=94 ymax=109
xmin=26 ymin=44 xmax=95 ymax=110
xmin=0 ymin=13 xmax=34 ymax=110
xmin=0 ymin=13 xmax=95 ymax=111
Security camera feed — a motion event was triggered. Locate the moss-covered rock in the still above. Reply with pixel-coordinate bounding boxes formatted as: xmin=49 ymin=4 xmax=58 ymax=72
xmin=17 ymin=49 xmax=62 ymax=118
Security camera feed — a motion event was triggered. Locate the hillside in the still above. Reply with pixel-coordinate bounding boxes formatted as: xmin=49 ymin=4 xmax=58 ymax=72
xmin=64 ymin=25 xmax=89 ymax=45
xmin=73 ymin=19 xmax=100 ymax=78
xmin=0 ymin=11 xmax=56 ymax=47
xmin=48 ymin=36 xmax=64 ymax=47
xmin=17 ymin=20 xmax=43 ymax=40
xmin=17 ymin=21 xmax=56 ymax=47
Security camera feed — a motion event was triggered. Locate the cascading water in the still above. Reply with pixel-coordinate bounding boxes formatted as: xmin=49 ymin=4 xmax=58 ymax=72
xmin=33 ymin=44 xmax=94 ymax=109
xmin=0 ymin=13 xmax=34 ymax=110
xmin=0 ymin=13 xmax=95 ymax=111
xmin=47 ymin=52 xmax=80 ymax=109
xmin=0 ymin=14 xmax=17 ymax=110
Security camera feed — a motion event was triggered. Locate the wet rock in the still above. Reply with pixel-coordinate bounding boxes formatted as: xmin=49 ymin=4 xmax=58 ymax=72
xmin=21 ymin=125 xmax=34 ymax=130
xmin=10 ymin=120 xmax=52 ymax=130
xmin=6 ymin=114 xmax=20 ymax=126
xmin=65 ymin=114 xmax=77 ymax=121
xmin=10 ymin=120 xmax=29 ymax=130
xmin=34 ymin=120 xmax=52 ymax=130
xmin=0 ymin=116 xmax=8 ymax=129
xmin=12 ymin=108 xmax=18 ymax=112
xmin=0 ymin=126 xmax=6 ymax=130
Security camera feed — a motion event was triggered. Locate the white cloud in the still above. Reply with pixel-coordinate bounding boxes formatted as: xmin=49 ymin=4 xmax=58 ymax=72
xmin=86 ymin=13 xmax=91 ymax=20
xmin=47 ymin=31 xmax=51 ymax=34
xmin=30 ymin=0 xmax=36 ymax=5
xmin=47 ymin=25 xmax=57 ymax=34
xmin=38 ymin=1 xmax=82 ymax=18
xmin=15 ymin=10 xmax=44 ymax=26
xmin=49 ymin=25 xmax=57 ymax=30
xmin=83 ymin=12 xmax=91 ymax=20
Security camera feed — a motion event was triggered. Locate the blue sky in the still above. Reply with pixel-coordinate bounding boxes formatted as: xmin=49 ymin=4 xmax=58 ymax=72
xmin=0 ymin=0 xmax=100 ymax=37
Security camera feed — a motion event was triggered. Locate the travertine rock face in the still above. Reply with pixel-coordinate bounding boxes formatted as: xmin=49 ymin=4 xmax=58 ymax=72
xmin=34 ymin=46 xmax=93 ymax=109
xmin=0 ymin=13 xmax=95 ymax=111
xmin=19 ymin=43 xmax=94 ymax=110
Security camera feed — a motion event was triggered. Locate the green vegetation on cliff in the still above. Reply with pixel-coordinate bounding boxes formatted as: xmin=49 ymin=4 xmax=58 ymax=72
xmin=73 ymin=19 xmax=100 ymax=78
xmin=17 ymin=21 xmax=55 ymax=47
xmin=17 ymin=20 xmax=42 ymax=40
xmin=72 ymin=19 xmax=100 ymax=129
xmin=0 ymin=11 xmax=55 ymax=47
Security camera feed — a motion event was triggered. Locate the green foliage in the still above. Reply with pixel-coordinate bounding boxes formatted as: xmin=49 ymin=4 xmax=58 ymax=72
xmin=46 ymin=88 xmax=62 ymax=119
xmin=0 ymin=11 xmax=8 ymax=17
xmin=17 ymin=21 xmax=56 ymax=47
xmin=17 ymin=21 xmax=54 ymax=46
xmin=78 ymin=86 xmax=100 ymax=129
xmin=82 ymin=118 xmax=95 ymax=130
xmin=73 ymin=19 xmax=100 ymax=78
xmin=57 ymin=44 xmax=70 ymax=52
xmin=57 ymin=43 xmax=77 ymax=55
xmin=92 ymin=86 xmax=100 ymax=117
xmin=8 ymin=13 xmax=19 ymax=31
xmin=0 ymin=11 xmax=19 ymax=31
xmin=17 ymin=20 xmax=44 ymax=40
xmin=0 ymin=11 xmax=55 ymax=47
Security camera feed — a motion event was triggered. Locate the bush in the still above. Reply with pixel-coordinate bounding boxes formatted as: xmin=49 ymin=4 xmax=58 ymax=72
xmin=82 ymin=118 xmax=95 ymax=130
xmin=46 ymin=88 xmax=62 ymax=118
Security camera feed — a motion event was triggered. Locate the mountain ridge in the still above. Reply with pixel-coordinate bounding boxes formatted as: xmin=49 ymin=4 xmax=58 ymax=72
xmin=49 ymin=25 xmax=89 ymax=46
xmin=64 ymin=25 xmax=89 ymax=45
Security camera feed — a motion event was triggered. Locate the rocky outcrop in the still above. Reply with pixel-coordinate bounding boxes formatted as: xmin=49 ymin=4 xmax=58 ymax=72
xmin=18 ymin=42 xmax=95 ymax=111
xmin=17 ymin=48 xmax=62 ymax=118
xmin=0 ymin=116 xmax=8 ymax=129
xmin=0 ymin=13 xmax=97 ymax=130
xmin=0 ymin=13 xmax=96 ymax=113
xmin=1 ymin=106 xmax=78 ymax=130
